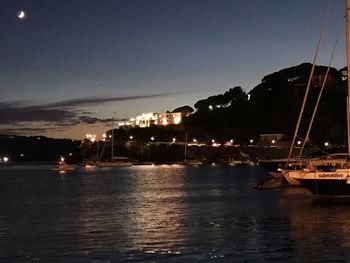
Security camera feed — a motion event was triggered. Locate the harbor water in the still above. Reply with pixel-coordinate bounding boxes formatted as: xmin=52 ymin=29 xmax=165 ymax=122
xmin=1 ymin=164 xmax=350 ymax=262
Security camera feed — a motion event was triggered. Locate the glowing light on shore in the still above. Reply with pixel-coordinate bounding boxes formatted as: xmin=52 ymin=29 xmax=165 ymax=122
xmin=173 ymin=116 xmax=181 ymax=124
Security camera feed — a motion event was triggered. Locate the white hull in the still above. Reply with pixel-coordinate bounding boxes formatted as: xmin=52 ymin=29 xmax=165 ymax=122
xmin=282 ymin=170 xmax=302 ymax=186
xmin=286 ymin=169 xmax=350 ymax=181
xmin=97 ymin=161 xmax=133 ymax=167
xmin=285 ymin=168 xmax=350 ymax=196
xmin=281 ymin=154 xmax=349 ymax=186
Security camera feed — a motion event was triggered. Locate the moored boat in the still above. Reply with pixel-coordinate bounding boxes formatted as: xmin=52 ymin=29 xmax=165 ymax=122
xmin=285 ymin=0 xmax=350 ymax=196
xmin=51 ymin=156 xmax=74 ymax=171
xmin=252 ymin=177 xmax=283 ymax=191
xmin=97 ymin=156 xmax=133 ymax=167
xmin=258 ymin=158 xmax=297 ymax=178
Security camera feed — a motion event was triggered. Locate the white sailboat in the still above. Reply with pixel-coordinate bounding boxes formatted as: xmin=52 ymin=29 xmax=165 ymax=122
xmin=283 ymin=0 xmax=350 ymax=196
xmin=98 ymin=156 xmax=133 ymax=167
xmin=97 ymin=122 xmax=133 ymax=168
xmin=181 ymin=131 xmax=202 ymax=165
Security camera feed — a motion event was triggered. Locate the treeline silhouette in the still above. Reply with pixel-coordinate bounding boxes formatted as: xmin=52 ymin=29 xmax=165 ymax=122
xmin=185 ymin=63 xmax=346 ymax=145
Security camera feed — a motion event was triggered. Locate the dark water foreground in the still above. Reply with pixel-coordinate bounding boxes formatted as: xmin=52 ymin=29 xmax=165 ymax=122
xmin=0 ymin=164 xmax=349 ymax=262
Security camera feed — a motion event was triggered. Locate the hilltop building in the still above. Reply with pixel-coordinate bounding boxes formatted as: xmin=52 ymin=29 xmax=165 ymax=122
xmin=257 ymin=133 xmax=290 ymax=148
xmin=118 ymin=112 xmax=183 ymax=128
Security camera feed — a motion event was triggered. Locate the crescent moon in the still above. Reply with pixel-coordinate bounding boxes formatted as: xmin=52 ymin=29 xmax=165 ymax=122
xmin=17 ymin=10 xmax=26 ymax=19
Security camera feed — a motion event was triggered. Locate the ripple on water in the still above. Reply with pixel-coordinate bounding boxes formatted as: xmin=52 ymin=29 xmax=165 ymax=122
xmin=2 ymin=165 xmax=350 ymax=262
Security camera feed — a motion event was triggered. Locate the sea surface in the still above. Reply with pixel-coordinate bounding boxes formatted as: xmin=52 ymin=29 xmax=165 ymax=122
xmin=0 ymin=164 xmax=350 ymax=262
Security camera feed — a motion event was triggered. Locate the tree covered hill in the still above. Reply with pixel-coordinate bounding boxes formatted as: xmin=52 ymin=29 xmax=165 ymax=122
xmin=186 ymin=63 xmax=346 ymax=145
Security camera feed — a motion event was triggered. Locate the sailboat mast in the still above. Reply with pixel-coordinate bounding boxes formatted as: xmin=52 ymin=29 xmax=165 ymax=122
xmin=346 ymin=0 xmax=350 ymax=155
xmin=111 ymin=119 xmax=114 ymax=161
xmin=184 ymin=131 xmax=188 ymax=160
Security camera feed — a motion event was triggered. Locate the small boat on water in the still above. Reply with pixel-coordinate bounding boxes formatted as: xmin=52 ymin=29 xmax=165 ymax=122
xmin=97 ymin=156 xmax=133 ymax=167
xmin=258 ymin=158 xmax=304 ymax=184
xmin=252 ymin=178 xmax=282 ymax=191
xmin=51 ymin=157 xmax=74 ymax=171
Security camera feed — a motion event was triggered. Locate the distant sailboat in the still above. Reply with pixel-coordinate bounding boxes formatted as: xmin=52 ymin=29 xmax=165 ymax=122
xmin=181 ymin=132 xmax=202 ymax=165
xmin=97 ymin=120 xmax=133 ymax=167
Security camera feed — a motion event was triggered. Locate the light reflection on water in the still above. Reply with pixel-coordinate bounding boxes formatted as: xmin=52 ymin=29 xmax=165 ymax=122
xmin=1 ymin=165 xmax=350 ymax=262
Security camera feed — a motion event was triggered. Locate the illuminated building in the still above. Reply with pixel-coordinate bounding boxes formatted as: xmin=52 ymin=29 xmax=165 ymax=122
xmin=118 ymin=112 xmax=183 ymax=128
xmin=258 ymin=133 xmax=290 ymax=148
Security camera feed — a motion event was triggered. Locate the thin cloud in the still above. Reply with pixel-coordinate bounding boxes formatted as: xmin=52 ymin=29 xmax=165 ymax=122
xmin=45 ymin=93 xmax=176 ymax=108
xmin=0 ymin=106 xmax=75 ymax=124
xmin=0 ymin=93 xmax=177 ymax=135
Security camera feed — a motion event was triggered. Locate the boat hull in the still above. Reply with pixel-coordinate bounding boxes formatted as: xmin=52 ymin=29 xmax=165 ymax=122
xmin=282 ymin=171 xmax=302 ymax=186
xmin=258 ymin=158 xmax=304 ymax=179
xmin=258 ymin=160 xmax=284 ymax=178
xmin=300 ymin=179 xmax=350 ymax=196
xmin=285 ymin=169 xmax=350 ymax=196
xmin=97 ymin=162 xmax=133 ymax=167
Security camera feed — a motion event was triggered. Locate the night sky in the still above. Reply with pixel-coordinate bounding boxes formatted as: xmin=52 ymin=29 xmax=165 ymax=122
xmin=0 ymin=0 xmax=345 ymax=139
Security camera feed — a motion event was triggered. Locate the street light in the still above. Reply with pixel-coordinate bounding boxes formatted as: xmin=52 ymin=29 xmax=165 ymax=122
xmin=85 ymin=134 xmax=100 ymax=161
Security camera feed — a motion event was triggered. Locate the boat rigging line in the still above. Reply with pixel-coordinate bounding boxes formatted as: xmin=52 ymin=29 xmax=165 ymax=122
xmin=299 ymin=19 xmax=344 ymax=157
xmin=288 ymin=0 xmax=331 ymax=159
